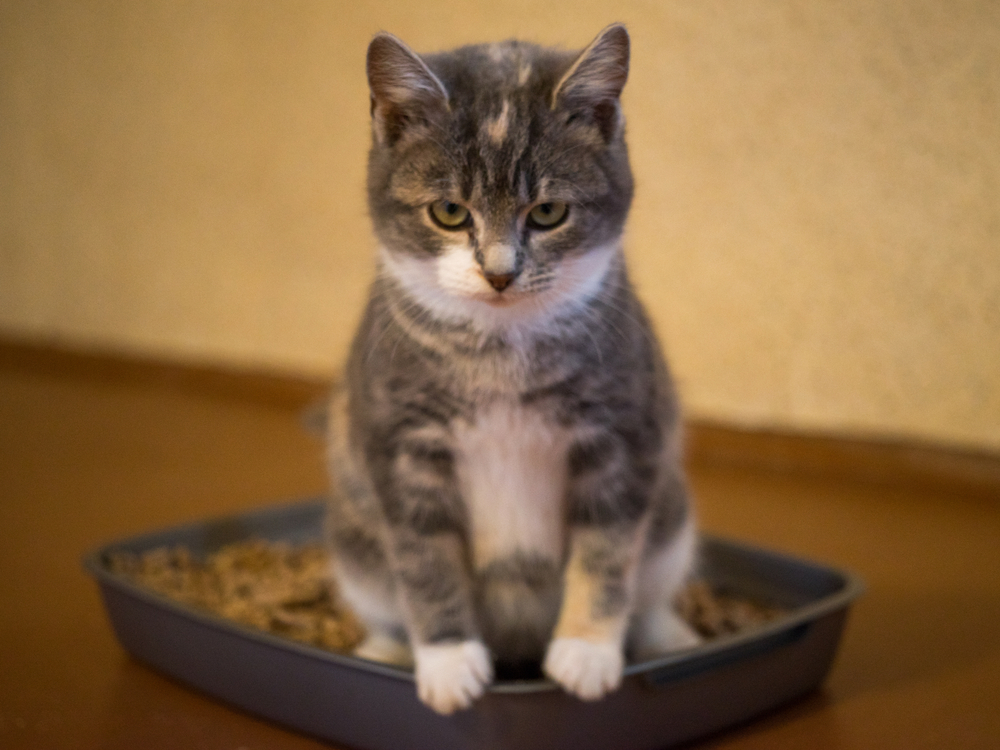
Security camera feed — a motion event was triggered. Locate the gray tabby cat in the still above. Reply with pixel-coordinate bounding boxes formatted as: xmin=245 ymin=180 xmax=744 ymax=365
xmin=326 ymin=23 xmax=700 ymax=715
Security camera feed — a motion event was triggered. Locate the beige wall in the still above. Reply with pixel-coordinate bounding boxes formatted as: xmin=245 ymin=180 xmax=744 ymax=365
xmin=2 ymin=1 xmax=998 ymax=453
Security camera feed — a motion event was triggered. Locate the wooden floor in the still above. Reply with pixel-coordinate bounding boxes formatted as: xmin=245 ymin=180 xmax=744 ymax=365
xmin=2 ymin=344 xmax=998 ymax=749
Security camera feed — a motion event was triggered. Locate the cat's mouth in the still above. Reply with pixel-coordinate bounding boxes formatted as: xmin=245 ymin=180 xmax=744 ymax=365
xmin=472 ymin=286 xmax=535 ymax=308
xmin=482 ymin=292 xmax=520 ymax=307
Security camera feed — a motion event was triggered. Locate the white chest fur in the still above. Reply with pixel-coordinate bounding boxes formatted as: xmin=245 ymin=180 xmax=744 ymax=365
xmin=451 ymin=402 xmax=572 ymax=569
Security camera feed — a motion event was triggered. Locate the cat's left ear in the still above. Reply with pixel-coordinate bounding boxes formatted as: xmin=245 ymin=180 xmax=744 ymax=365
xmin=367 ymin=32 xmax=450 ymax=146
xmin=551 ymin=24 xmax=630 ymax=143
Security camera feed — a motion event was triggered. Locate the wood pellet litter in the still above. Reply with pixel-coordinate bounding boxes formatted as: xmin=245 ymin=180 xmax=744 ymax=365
xmin=108 ymin=540 xmax=784 ymax=656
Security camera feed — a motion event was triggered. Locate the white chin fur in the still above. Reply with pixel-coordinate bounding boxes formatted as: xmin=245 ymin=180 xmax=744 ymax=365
xmin=379 ymin=243 xmax=618 ymax=334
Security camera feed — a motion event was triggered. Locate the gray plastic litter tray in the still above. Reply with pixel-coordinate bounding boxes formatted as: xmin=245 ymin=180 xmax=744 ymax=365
xmin=84 ymin=498 xmax=863 ymax=750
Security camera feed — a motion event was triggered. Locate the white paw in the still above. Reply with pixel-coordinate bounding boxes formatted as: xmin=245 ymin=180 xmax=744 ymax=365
xmin=414 ymin=640 xmax=493 ymax=715
xmin=543 ymin=637 xmax=624 ymax=701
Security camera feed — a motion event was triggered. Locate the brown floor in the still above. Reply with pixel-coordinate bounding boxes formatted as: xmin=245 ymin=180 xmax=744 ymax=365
xmin=1 ymin=347 xmax=998 ymax=749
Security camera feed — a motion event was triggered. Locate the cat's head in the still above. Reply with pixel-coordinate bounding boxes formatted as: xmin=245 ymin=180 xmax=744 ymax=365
xmin=366 ymin=25 xmax=634 ymax=332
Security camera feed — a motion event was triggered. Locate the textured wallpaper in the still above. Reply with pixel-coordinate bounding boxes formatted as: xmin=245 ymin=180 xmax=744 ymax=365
xmin=1 ymin=0 xmax=997 ymax=452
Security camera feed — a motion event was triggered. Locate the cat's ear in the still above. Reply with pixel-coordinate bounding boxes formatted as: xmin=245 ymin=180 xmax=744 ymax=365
xmin=367 ymin=32 xmax=450 ymax=146
xmin=551 ymin=24 xmax=630 ymax=143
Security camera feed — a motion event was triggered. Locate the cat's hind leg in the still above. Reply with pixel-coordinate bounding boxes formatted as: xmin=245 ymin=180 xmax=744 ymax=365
xmin=628 ymin=515 xmax=701 ymax=661
xmin=332 ymin=559 xmax=414 ymax=666
xmin=628 ymin=600 xmax=701 ymax=662
xmin=326 ymin=389 xmax=415 ymax=666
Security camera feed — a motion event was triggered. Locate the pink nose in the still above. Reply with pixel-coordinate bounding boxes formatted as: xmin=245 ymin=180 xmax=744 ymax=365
xmin=485 ymin=273 xmax=515 ymax=292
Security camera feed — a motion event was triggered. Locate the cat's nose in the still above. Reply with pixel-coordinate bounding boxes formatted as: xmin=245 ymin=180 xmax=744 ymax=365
xmin=485 ymin=272 xmax=516 ymax=292
xmin=479 ymin=243 xmax=521 ymax=292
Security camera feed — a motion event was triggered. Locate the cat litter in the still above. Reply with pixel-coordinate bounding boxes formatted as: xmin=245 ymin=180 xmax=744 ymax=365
xmin=106 ymin=539 xmax=783 ymax=656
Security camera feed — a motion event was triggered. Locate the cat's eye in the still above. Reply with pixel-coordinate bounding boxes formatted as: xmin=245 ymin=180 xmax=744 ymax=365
xmin=526 ymin=202 xmax=568 ymax=230
xmin=429 ymin=201 xmax=472 ymax=229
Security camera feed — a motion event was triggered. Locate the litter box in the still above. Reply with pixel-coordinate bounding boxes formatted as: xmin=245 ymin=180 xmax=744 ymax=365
xmin=84 ymin=497 xmax=863 ymax=750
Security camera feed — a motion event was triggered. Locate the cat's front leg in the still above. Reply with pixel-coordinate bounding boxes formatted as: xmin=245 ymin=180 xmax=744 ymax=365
xmin=543 ymin=525 xmax=643 ymax=700
xmin=388 ymin=531 xmax=493 ymax=714
xmin=372 ymin=437 xmax=493 ymax=715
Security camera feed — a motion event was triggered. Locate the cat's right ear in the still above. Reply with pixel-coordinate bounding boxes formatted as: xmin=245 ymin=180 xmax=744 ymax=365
xmin=367 ymin=33 xmax=450 ymax=146
xmin=551 ymin=24 xmax=630 ymax=143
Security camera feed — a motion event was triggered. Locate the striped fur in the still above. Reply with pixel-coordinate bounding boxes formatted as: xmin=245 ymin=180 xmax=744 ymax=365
xmin=326 ymin=24 xmax=699 ymax=715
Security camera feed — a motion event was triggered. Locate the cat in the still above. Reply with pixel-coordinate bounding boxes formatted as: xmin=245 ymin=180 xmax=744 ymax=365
xmin=325 ymin=23 xmax=700 ymax=716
